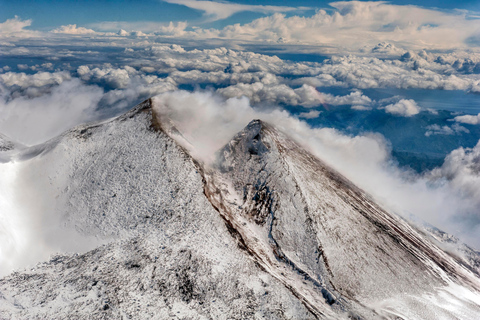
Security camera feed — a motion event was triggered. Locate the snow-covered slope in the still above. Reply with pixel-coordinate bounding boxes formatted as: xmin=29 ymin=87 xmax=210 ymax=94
xmin=0 ymin=99 xmax=479 ymax=319
xmin=203 ymin=119 xmax=480 ymax=319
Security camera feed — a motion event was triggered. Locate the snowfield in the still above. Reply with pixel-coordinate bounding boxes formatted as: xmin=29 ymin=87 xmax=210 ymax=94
xmin=0 ymin=99 xmax=479 ymax=319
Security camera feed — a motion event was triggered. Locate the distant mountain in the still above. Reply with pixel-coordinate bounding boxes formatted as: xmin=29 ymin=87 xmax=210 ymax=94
xmin=0 ymin=99 xmax=479 ymax=319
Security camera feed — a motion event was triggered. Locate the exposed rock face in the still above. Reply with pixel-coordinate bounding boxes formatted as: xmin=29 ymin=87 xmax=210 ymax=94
xmin=0 ymin=133 xmax=23 ymax=163
xmin=0 ymin=99 xmax=479 ymax=319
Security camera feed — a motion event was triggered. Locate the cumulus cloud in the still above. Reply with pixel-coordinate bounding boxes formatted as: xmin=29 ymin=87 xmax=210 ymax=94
xmin=428 ymin=142 xmax=480 ymax=246
xmin=1 ymin=71 xmax=71 ymax=89
xmin=352 ymin=105 xmax=372 ymax=111
xmin=384 ymin=99 xmax=420 ymax=117
xmin=0 ymin=16 xmax=33 ymax=35
xmin=430 ymin=141 xmax=480 ymax=201
xmin=425 ymin=124 xmax=470 ymax=137
xmin=216 ymin=82 xmax=317 ymax=106
xmin=52 ymin=24 xmax=96 ymax=35
xmin=298 ymin=110 xmax=321 ymax=119
xmin=454 ymin=113 xmax=480 ymax=125
xmin=217 ymin=82 xmax=374 ymax=108
xmin=75 ymin=65 xmax=177 ymax=111
xmin=324 ymin=90 xmax=372 ymax=106
xmin=317 ymin=55 xmax=480 ymax=91
xmin=162 ymin=0 xmax=307 ymax=22
xmin=88 ymin=21 xmax=188 ymax=35
xmin=370 ymin=42 xmax=406 ymax=56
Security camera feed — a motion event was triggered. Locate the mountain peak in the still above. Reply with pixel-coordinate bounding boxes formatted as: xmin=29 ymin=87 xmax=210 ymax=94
xmin=245 ymin=118 xmax=266 ymax=129
xmin=205 ymin=108 xmax=480 ymax=318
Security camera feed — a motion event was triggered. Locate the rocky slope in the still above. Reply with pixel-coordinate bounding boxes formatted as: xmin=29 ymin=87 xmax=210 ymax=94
xmin=0 ymin=99 xmax=479 ymax=319
xmin=0 ymin=133 xmax=23 ymax=163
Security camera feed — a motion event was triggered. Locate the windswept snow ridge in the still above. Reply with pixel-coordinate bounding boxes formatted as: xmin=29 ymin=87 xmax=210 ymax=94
xmin=0 ymin=99 xmax=479 ymax=319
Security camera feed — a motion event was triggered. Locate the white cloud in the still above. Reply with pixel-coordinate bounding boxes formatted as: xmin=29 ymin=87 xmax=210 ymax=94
xmin=217 ymin=83 xmax=370 ymax=108
xmin=454 ymin=113 xmax=480 ymax=125
xmin=52 ymin=24 xmax=96 ymax=35
xmin=217 ymin=82 xmax=299 ymax=105
xmin=0 ymin=16 xmax=32 ymax=35
xmin=88 ymin=21 xmax=188 ymax=35
xmin=384 ymin=99 xmax=420 ymax=117
xmin=298 ymin=110 xmax=321 ymax=119
xmin=430 ymin=141 xmax=480 ymax=201
xmin=317 ymin=55 xmax=479 ymax=91
xmin=352 ymin=105 xmax=372 ymax=111
xmin=0 ymin=79 xmax=104 ymax=145
xmin=77 ymin=65 xmax=134 ymax=89
xmin=323 ymin=90 xmax=372 ymax=106
xmin=1 ymin=71 xmax=71 ymax=89
xmin=427 ymin=141 xmax=480 ymax=245
xmin=162 ymin=0 xmax=307 ymax=22
xmin=425 ymin=124 xmax=470 ymax=137
xmin=370 ymin=42 xmax=406 ymax=56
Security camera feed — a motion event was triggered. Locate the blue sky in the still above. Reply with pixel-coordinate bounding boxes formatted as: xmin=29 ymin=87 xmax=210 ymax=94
xmin=1 ymin=0 xmax=480 ymax=30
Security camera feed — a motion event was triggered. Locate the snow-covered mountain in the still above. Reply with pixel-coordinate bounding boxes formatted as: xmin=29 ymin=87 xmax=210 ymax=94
xmin=0 ymin=99 xmax=479 ymax=319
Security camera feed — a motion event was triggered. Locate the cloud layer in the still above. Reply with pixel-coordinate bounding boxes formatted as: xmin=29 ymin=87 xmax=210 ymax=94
xmin=3 ymin=1 xmax=480 ymax=52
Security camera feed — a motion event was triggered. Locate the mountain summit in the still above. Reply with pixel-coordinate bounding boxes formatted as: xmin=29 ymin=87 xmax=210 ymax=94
xmin=0 ymin=99 xmax=479 ymax=319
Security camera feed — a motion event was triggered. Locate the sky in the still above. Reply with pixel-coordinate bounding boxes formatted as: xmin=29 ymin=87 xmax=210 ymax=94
xmin=1 ymin=0 xmax=480 ymax=273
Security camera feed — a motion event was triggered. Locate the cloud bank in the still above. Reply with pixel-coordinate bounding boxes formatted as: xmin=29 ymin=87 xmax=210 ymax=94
xmin=3 ymin=1 xmax=480 ymax=52
xmin=183 ymin=1 xmax=480 ymax=50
